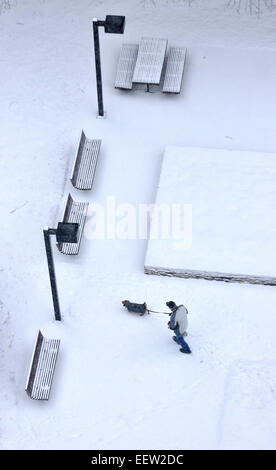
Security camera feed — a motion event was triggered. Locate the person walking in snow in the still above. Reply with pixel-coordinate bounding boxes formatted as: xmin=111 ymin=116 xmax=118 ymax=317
xmin=166 ymin=301 xmax=191 ymax=354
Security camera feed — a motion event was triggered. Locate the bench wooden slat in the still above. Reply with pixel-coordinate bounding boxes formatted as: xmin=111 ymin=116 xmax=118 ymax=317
xmin=71 ymin=131 xmax=101 ymax=190
xmin=162 ymin=47 xmax=186 ymax=94
xmin=44 ymin=339 xmax=59 ymax=400
xmin=77 ymin=139 xmax=100 ymax=190
xmin=57 ymin=193 xmax=89 ymax=255
xmin=115 ymin=44 xmax=139 ymax=90
xmin=34 ymin=342 xmax=49 ymax=400
xmin=25 ymin=331 xmax=60 ymax=400
xmin=87 ymin=140 xmax=101 ymax=187
xmin=33 ymin=339 xmax=59 ymax=400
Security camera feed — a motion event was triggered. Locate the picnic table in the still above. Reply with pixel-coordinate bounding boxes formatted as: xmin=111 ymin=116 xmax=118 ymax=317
xmin=115 ymin=36 xmax=186 ymax=94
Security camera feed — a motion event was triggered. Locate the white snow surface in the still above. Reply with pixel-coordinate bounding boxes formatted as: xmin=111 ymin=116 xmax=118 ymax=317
xmin=0 ymin=0 xmax=276 ymax=450
xmin=145 ymin=146 xmax=276 ymax=280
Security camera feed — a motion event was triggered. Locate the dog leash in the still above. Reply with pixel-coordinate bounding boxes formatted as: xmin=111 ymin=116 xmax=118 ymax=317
xmin=148 ymin=309 xmax=169 ymax=315
xmin=148 ymin=308 xmax=189 ymax=315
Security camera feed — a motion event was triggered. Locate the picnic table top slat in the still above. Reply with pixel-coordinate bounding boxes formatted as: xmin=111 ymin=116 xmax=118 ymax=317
xmin=132 ymin=37 xmax=168 ymax=85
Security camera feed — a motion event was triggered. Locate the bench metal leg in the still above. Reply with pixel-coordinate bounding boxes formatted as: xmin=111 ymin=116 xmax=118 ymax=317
xmin=43 ymin=229 xmax=61 ymax=321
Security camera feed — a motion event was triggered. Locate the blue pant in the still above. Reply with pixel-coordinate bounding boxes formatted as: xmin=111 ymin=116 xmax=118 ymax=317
xmin=174 ymin=330 xmax=191 ymax=353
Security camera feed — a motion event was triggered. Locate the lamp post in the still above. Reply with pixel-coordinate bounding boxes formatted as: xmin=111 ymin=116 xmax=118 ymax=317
xmin=44 ymin=222 xmax=79 ymax=321
xmin=92 ymin=15 xmax=126 ymax=117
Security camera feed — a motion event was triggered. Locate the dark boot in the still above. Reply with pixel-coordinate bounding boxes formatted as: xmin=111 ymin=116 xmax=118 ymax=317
xmin=180 ymin=347 xmax=191 ymax=354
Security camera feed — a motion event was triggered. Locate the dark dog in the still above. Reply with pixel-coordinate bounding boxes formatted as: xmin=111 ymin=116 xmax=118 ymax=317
xmin=122 ymin=300 xmax=149 ymax=316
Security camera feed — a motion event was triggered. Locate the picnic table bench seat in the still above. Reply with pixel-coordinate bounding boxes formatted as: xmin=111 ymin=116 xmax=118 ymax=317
xmin=57 ymin=193 xmax=89 ymax=255
xmin=25 ymin=331 xmax=60 ymax=400
xmin=71 ymin=131 xmax=101 ymax=190
xmin=162 ymin=47 xmax=186 ymax=94
xmin=115 ymin=43 xmax=139 ymax=90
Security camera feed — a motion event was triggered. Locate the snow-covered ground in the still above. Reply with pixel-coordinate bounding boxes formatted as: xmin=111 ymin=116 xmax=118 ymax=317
xmin=0 ymin=0 xmax=276 ymax=450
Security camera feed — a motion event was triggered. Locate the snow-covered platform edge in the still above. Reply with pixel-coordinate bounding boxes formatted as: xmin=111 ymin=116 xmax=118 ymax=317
xmin=144 ymin=265 xmax=276 ymax=286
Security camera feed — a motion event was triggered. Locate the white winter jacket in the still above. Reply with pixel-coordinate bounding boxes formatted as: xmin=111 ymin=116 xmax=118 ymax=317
xmin=170 ymin=305 xmax=188 ymax=336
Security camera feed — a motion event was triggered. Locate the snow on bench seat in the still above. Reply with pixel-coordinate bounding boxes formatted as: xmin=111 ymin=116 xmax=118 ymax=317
xmin=70 ymin=131 xmax=101 ymax=190
xmin=25 ymin=331 xmax=60 ymax=400
xmin=162 ymin=47 xmax=186 ymax=94
xmin=115 ymin=44 xmax=139 ymax=90
xmin=57 ymin=193 xmax=89 ymax=255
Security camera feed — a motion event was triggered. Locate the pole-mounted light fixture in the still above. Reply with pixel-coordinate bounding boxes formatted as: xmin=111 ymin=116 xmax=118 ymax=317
xmin=44 ymin=222 xmax=79 ymax=321
xmin=92 ymin=15 xmax=126 ymax=117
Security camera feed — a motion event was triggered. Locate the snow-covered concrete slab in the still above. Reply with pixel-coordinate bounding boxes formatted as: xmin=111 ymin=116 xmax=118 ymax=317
xmin=145 ymin=146 xmax=276 ymax=285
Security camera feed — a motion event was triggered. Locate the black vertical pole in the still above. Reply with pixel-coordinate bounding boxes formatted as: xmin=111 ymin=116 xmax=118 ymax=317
xmin=43 ymin=228 xmax=61 ymax=321
xmin=93 ymin=19 xmax=104 ymax=117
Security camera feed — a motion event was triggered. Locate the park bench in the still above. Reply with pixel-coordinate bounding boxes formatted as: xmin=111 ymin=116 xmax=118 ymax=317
xmin=70 ymin=131 xmax=101 ymax=190
xmin=25 ymin=331 xmax=60 ymax=400
xmin=115 ymin=43 xmax=139 ymax=90
xmin=57 ymin=193 xmax=89 ymax=255
xmin=162 ymin=47 xmax=186 ymax=94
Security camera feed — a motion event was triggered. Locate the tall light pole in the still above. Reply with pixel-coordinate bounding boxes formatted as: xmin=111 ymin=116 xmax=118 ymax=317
xmin=92 ymin=15 xmax=126 ymax=117
xmin=44 ymin=222 xmax=79 ymax=321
